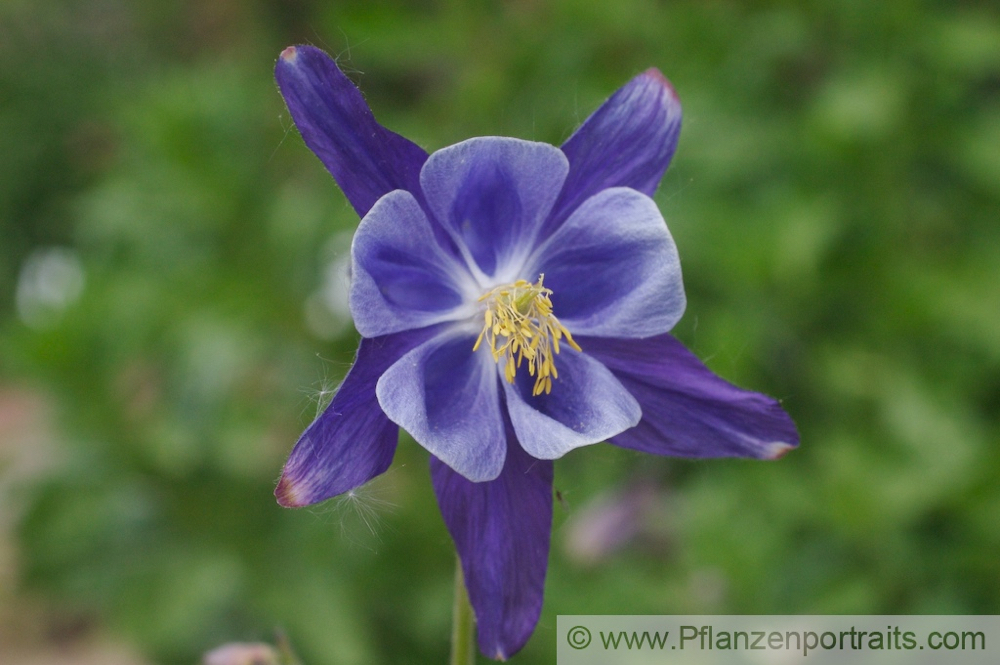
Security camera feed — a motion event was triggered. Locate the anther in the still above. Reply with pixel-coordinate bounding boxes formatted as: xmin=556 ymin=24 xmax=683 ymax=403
xmin=473 ymin=275 xmax=581 ymax=395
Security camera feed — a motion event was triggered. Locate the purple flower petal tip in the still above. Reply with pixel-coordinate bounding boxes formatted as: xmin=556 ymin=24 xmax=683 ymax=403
xmin=764 ymin=441 xmax=797 ymax=460
xmin=543 ymin=65 xmax=683 ymax=236
xmin=274 ymin=473 xmax=307 ymax=508
xmin=581 ymin=334 xmax=798 ymax=461
xmin=641 ymin=67 xmax=679 ymax=102
xmin=274 ymin=44 xmax=428 ymax=217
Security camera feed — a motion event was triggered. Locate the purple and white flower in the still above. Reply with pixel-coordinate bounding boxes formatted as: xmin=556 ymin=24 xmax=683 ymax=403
xmin=273 ymin=45 xmax=798 ymax=660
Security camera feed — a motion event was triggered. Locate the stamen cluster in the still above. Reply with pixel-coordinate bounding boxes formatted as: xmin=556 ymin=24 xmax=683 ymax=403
xmin=473 ymin=275 xmax=581 ymax=396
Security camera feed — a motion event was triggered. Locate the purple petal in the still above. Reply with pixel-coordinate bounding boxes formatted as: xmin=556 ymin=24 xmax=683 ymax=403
xmin=528 ymin=187 xmax=685 ymax=338
xmin=275 ymin=326 xmax=441 ymax=507
xmin=431 ymin=426 xmax=553 ymax=660
xmin=545 ymin=69 xmax=682 ymax=239
xmin=420 ymin=137 xmax=568 ymax=278
xmin=581 ymin=334 xmax=799 ymax=459
xmin=351 ymin=190 xmax=475 ymax=337
xmin=503 ymin=349 xmax=641 ymax=460
xmin=376 ymin=331 xmax=507 ymax=482
xmin=275 ymin=46 xmax=428 ymax=217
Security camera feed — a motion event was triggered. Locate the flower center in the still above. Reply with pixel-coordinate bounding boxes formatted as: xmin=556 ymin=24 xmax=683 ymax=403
xmin=472 ymin=274 xmax=581 ymax=396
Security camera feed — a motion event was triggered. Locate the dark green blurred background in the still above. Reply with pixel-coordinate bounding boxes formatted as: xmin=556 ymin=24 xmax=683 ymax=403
xmin=1 ymin=1 xmax=998 ymax=663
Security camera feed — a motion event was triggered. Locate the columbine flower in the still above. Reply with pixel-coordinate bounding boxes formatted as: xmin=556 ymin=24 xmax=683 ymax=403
xmin=274 ymin=45 xmax=798 ymax=660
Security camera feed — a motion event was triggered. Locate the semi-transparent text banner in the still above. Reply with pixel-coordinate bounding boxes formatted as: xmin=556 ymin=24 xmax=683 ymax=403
xmin=557 ymin=615 xmax=998 ymax=664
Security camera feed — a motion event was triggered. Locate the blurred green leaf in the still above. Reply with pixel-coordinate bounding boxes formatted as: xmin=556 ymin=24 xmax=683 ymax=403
xmin=2 ymin=1 xmax=999 ymax=663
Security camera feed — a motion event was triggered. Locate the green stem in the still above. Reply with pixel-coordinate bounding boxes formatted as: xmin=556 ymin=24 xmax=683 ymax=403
xmin=450 ymin=558 xmax=476 ymax=665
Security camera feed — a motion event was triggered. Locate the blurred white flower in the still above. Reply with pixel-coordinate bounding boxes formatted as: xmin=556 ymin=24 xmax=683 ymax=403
xmin=15 ymin=246 xmax=85 ymax=329
xmin=303 ymin=231 xmax=353 ymax=340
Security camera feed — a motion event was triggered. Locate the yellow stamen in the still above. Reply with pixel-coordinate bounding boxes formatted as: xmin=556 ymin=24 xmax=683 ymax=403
xmin=472 ymin=275 xmax=581 ymax=396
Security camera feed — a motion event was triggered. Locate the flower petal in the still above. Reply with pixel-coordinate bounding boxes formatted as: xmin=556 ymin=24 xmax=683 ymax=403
xmin=376 ymin=331 xmax=506 ymax=481
xmin=545 ymin=68 xmax=682 ymax=238
xmin=503 ymin=349 xmax=641 ymax=460
xmin=351 ymin=190 xmax=474 ymax=337
xmin=275 ymin=45 xmax=428 ymax=217
xmin=420 ymin=137 xmax=568 ymax=279
xmin=528 ymin=187 xmax=685 ymax=338
xmin=430 ymin=426 xmax=553 ymax=661
xmin=275 ymin=327 xmax=441 ymax=507
xmin=580 ymin=333 xmax=799 ymax=459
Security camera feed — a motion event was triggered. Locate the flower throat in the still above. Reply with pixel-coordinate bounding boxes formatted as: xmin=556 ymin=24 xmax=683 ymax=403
xmin=473 ymin=275 xmax=581 ymax=396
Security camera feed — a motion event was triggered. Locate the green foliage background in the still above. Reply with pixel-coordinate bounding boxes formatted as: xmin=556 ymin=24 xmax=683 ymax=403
xmin=1 ymin=0 xmax=998 ymax=663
